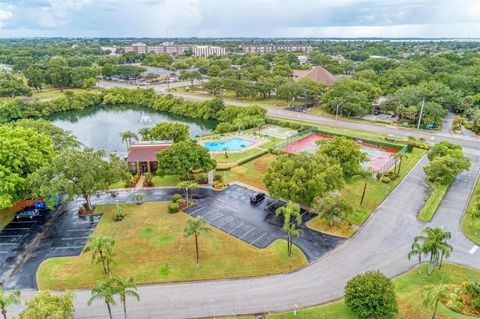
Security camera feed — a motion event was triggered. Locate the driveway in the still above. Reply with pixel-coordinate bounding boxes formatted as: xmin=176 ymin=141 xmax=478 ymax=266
xmin=184 ymin=184 xmax=344 ymax=262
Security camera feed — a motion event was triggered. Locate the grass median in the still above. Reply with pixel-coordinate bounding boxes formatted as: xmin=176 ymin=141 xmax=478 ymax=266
xmin=462 ymin=173 xmax=480 ymax=244
xmin=418 ymin=182 xmax=450 ymax=222
xmin=37 ymin=202 xmax=307 ymax=290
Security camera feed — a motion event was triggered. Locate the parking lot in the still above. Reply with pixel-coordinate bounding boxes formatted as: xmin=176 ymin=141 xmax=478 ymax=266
xmin=185 ymin=184 xmax=344 ymax=262
xmin=0 ymin=186 xmax=343 ymax=289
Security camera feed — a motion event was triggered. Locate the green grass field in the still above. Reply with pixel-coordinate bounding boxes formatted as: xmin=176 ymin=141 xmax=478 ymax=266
xmin=232 ymin=264 xmax=479 ymax=319
xmin=418 ymin=182 xmax=450 ymax=222
xmin=37 ymin=202 xmax=307 ymax=290
xmin=462 ymin=174 xmax=480 ymax=244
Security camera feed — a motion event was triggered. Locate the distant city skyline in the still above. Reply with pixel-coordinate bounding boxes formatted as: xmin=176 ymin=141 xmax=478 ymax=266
xmin=1 ymin=0 xmax=480 ymax=38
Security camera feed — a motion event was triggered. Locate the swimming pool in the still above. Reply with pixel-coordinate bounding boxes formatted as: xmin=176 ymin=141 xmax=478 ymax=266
xmin=203 ymin=137 xmax=253 ymax=151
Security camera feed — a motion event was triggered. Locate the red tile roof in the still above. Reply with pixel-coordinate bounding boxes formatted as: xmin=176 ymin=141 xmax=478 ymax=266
xmin=127 ymin=143 xmax=171 ymax=162
xmin=292 ymin=66 xmax=337 ymax=86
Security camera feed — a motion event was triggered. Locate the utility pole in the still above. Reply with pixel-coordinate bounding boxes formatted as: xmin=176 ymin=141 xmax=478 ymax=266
xmin=417 ymin=98 xmax=425 ymax=129
xmin=335 ymin=103 xmax=340 ymax=120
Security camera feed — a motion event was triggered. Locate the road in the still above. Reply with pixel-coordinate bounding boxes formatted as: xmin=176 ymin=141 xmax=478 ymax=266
xmin=97 ymin=81 xmax=480 ymax=150
xmin=7 ymin=149 xmax=480 ymax=318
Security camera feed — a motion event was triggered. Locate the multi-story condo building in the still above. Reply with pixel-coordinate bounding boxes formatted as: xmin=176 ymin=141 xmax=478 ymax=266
xmin=241 ymin=44 xmax=313 ymax=54
xmin=124 ymin=43 xmax=226 ymax=57
xmin=192 ymin=45 xmax=226 ymax=57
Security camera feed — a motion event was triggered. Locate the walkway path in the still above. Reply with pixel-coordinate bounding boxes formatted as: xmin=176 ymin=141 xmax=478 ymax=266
xmin=8 ymin=150 xmax=479 ymax=318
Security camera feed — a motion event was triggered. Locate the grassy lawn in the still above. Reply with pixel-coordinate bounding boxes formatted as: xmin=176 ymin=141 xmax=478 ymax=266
xmin=37 ymin=202 xmax=307 ymax=290
xmin=221 ymin=153 xmax=277 ymax=190
xmin=462 ymin=174 xmax=480 ymax=244
xmin=418 ymin=182 xmax=450 ymax=222
xmin=308 ymin=148 xmax=426 ymax=236
xmin=214 ymin=148 xmax=264 ymax=164
xmin=234 ymin=264 xmax=479 ymax=319
xmin=152 ymin=175 xmax=181 ymax=186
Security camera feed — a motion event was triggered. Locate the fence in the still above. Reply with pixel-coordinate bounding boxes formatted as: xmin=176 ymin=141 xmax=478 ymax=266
xmin=273 ymin=127 xmax=317 ymax=150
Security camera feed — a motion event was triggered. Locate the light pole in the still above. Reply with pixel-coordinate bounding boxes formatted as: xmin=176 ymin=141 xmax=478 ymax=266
xmin=417 ymin=98 xmax=425 ymax=130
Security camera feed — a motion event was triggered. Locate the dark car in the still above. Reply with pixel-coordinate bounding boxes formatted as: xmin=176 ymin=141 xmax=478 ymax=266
xmin=15 ymin=208 xmax=42 ymax=220
xmin=250 ymin=192 xmax=266 ymax=204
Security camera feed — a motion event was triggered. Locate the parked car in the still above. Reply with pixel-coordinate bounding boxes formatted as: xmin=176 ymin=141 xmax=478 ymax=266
xmin=15 ymin=208 xmax=42 ymax=220
xmin=250 ymin=192 xmax=266 ymax=204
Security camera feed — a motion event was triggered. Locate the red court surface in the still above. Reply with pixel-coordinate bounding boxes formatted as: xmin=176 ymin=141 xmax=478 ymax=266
xmin=282 ymin=133 xmax=399 ymax=171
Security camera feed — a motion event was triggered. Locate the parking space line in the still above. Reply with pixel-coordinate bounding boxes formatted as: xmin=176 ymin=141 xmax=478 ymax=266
xmin=0 ymin=243 xmax=17 ymax=246
xmin=66 ymin=229 xmax=94 ymax=232
xmin=200 ymin=209 xmax=217 ymax=218
xmin=228 ymin=222 xmax=245 ymax=234
xmin=0 ymin=251 xmax=9 ymax=254
xmin=469 ymin=245 xmax=478 ymax=254
xmin=250 ymin=232 xmax=267 ymax=245
xmin=51 ymin=246 xmax=85 ymax=250
xmin=239 ymin=227 xmax=256 ymax=239
xmin=188 ymin=206 xmax=208 ymax=215
xmin=0 ymin=235 xmax=23 ymax=238
xmin=61 ymin=236 xmax=89 ymax=241
xmin=10 ymin=220 xmax=36 ymax=224
xmin=2 ymin=227 xmax=29 ymax=231
xmin=236 ymin=189 xmax=250 ymax=198
xmin=208 ymin=214 xmax=225 ymax=223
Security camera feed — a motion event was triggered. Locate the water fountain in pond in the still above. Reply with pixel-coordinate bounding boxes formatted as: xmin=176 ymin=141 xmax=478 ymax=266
xmin=139 ymin=114 xmax=152 ymax=124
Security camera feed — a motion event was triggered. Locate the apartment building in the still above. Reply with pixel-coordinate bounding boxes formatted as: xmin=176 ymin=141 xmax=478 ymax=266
xmin=192 ymin=45 xmax=226 ymax=57
xmin=124 ymin=43 xmax=226 ymax=57
xmin=241 ymin=44 xmax=313 ymax=54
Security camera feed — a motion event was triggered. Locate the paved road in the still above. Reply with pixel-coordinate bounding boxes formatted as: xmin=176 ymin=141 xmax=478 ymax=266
xmin=8 ymin=150 xmax=479 ymax=318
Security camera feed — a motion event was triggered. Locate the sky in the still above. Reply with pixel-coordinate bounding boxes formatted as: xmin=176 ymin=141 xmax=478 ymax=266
xmin=1 ymin=0 xmax=480 ymax=38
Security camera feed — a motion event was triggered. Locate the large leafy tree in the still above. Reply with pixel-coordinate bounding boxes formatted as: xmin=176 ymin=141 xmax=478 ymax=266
xmin=46 ymin=56 xmax=71 ymax=91
xmin=13 ymin=119 xmax=79 ymax=151
xmin=424 ymin=142 xmax=470 ymax=185
xmin=156 ymin=139 xmax=216 ymax=179
xmin=317 ymin=136 xmax=368 ymax=176
xmin=275 ymin=201 xmax=303 ymax=257
xmin=313 ymin=193 xmax=353 ymax=226
xmin=184 ymin=217 xmax=210 ymax=266
xmin=0 ymin=126 xmax=55 ymax=209
xmin=30 ymin=148 xmax=129 ymax=212
xmin=0 ymin=73 xmax=32 ymax=98
xmin=148 ymin=122 xmax=189 ymax=142
xmin=264 ymin=153 xmax=344 ymax=205
xmin=20 ymin=291 xmax=74 ymax=319
xmin=345 ymin=271 xmax=398 ymax=319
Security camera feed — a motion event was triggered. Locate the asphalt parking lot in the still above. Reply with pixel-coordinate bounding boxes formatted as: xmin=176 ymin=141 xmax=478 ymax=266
xmin=184 ymin=184 xmax=344 ymax=262
xmin=0 ymin=186 xmax=343 ymax=289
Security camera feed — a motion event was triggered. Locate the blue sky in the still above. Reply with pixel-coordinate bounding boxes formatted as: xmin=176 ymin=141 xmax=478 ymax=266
xmin=1 ymin=0 xmax=480 ymax=38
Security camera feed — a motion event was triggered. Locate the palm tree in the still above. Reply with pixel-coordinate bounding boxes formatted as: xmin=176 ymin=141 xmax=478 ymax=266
xmin=111 ymin=276 xmax=140 ymax=319
xmin=88 ymin=278 xmax=117 ymax=319
xmin=84 ymin=235 xmax=116 ymax=275
xmin=413 ymin=227 xmax=453 ymax=275
xmin=393 ymin=152 xmax=408 ymax=175
xmin=407 ymin=240 xmax=425 ymax=274
xmin=275 ymin=201 xmax=303 ymax=257
xmin=423 ymin=283 xmax=449 ymax=319
xmin=0 ymin=289 xmax=21 ymax=319
xmin=177 ymin=181 xmax=198 ymax=205
xmin=119 ymin=131 xmax=138 ymax=151
xmin=184 ymin=218 xmax=209 ymax=266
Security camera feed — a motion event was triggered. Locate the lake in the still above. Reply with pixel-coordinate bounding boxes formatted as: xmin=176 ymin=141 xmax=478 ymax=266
xmin=50 ymin=105 xmax=217 ymax=153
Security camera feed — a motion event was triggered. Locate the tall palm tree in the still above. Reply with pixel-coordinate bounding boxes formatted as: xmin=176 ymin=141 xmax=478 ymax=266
xmin=184 ymin=218 xmax=210 ymax=266
xmin=119 ymin=131 xmax=138 ymax=151
xmin=84 ymin=235 xmax=116 ymax=275
xmin=413 ymin=227 xmax=453 ymax=275
xmin=275 ymin=201 xmax=303 ymax=257
xmin=423 ymin=283 xmax=449 ymax=319
xmin=407 ymin=241 xmax=425 ymax=274
xmin=111 ymin=276 xmax=140 ymax=319
xmin=0 ymin=289 xmax=21 ymax=319
xmin=88 ymin=278 xmax=117 ymax=319
xmin=393 ymin=152 xmax=408 ymax=175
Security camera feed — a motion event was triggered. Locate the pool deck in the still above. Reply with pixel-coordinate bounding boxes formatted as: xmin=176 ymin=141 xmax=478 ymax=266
xmin=201 ymin=134 xmax=267 ymax=154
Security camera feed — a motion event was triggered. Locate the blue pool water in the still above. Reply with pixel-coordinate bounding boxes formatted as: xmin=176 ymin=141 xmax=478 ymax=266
xmin=203 ymin=138 xmax=253 ymax=151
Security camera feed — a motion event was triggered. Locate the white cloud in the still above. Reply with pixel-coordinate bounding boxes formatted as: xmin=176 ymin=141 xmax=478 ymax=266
xmin=38 ymin=0 xmax=91 ymax=28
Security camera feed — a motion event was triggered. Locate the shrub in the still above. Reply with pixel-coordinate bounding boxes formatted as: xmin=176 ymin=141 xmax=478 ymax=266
xmin=143 ymin=172 xmax=154 ymax=187
xmin=381 ymin=176 xmax=391 ymax=184
xmin=213 ymin=180 xmax=223 ymax=189
xmin=113 ymin=205 xmax=125 ymax=221
xmin=376 ymin=172 xmax=383 ymax=180
xmin=345 ymin=271 xmax=398 ymax=319
xmin=213 ymin=174 xmax=223 ymax=182
xmin=168 ymin=202 xmax=180 ymax=213
xmin=177 ymin=198 xmax=186 ymax=208
xmin=171 ymin=193 xmax=182 ymax=203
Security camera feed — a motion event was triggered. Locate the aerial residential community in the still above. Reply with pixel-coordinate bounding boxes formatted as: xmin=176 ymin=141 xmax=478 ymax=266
xmin=1 ymin=1 xmax=480 ymax=318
